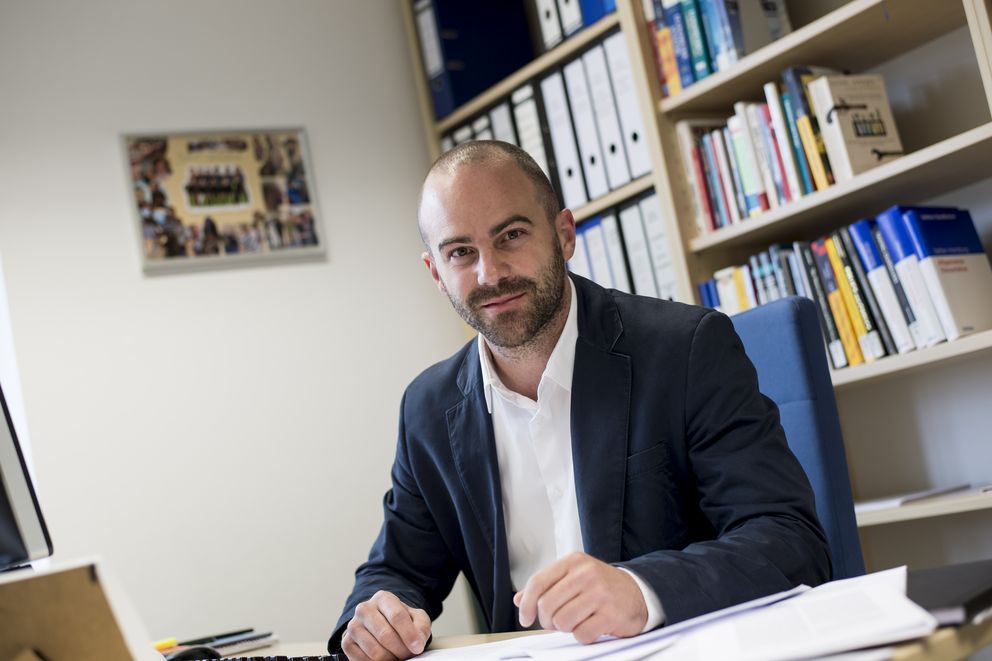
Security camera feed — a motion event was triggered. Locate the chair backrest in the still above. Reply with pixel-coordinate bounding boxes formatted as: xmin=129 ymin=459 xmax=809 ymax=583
xmin=730 ymin=296 xmax=865 ymax=579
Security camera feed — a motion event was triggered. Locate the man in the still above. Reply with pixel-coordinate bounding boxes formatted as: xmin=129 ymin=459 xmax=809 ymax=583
xmin=330 ymin=142 xmax=830 ymax=660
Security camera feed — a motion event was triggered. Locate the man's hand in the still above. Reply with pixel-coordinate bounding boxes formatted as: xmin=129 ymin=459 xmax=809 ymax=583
xmin=513 ymin=552 xmax=647 ymax=644
xmin=342 ymin=590 xmax=432 ymax=661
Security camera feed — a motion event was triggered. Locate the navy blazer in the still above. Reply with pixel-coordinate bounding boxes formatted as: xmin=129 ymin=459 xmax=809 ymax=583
xmin=329 ymin=275 xmax=830 ymax=652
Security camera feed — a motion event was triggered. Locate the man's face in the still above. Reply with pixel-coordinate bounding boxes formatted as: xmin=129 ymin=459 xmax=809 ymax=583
xmin=419 ymin=162 xmax=575 ymax=349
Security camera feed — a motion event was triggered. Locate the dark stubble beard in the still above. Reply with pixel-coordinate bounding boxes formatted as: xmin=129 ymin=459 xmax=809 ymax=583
xmin=445 ymin=239 xmax=568 ymax=350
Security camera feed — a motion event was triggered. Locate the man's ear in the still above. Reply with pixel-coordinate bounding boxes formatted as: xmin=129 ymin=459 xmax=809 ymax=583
xmin=422 ymin=251 xmax=447 ymax=294
xmin=556 ymin=208 xmax=577 ymax=262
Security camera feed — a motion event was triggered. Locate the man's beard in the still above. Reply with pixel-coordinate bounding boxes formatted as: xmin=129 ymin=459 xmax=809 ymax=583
xmin=445 ymin=241 xmax=568 ymax=350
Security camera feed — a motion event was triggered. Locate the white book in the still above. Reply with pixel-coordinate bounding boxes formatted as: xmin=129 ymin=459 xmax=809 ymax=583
xmin=903 ymin=208 xmax=992 ymax=341
xmin=848 ymin=220 xmax=915 ymax=354
xmin=763 ymin=82 xmax=803 ymax=201
xmin=533 ymin=0 xmax=564 ymax=50
xmin=729 ymin=0 xmax=792 ymax=56
xmin=452 ymin=124 xmax=473 ymax=145
xmin=489 ymin=102 xmax=518 ymax=145
xmin=855 ymin=484 xmax=970 ymax=514
xmin=618 ymin=203 xmax=658 ymax=297
xmin=675 ymin=118 xmax=724 ymax=235
xmin=563 ymin=58 xmax=610 ymax=199
xmin=726 ymin=114 xmax=766 ymax=217
xmin=511 ymin=84 xmax=552 ymax=180
xmin=583 ymin=218 xmax=613 ymax=288
xmin=540 ymin=71 xmax=589 ymax=210
xmin=440 ymin=134 xmax=454 ymax=153
xmin=556 ymin=0 xmax=583 ymax=36
xmin=710 ymin=129 xmax=742 ymax=224
xmin=742 ymin=102 xmax=779 ymax=209
xmin=714 ymin=266 xmax=739 ymax=315
xmin=603 ymin=32 xmax=652 ymax=178
xmin=601 ymin=214 xmax=632 ymax=294
xmin=582 ymin=45 xmax=632 ymax=189
xmin=471 ymin=115 xmax=492 ymax=140
xmin=638 ymin=193 xmax=678 ymax=300
xmin=808 ymin=74 xmax=903 ymax=184
xmin=569 ymin=225 xmax=593 ymax=280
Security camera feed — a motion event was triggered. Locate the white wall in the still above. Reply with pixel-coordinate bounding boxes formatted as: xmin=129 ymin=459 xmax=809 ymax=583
xmin=0 ymin=0 xmax=475 ymax=644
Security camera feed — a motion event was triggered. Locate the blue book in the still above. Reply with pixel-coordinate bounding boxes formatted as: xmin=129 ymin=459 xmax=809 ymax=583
xmin=780 ymin=92 xmax=814 ymax=195
xmin=698 ymin=0 xmax=732 ymax=72
xmin=661 ymin=1 xmax=696 ymax=87
xmin=706 ymin=279 xmax=720 ymax=308
xmin=579 ymin=0 xmax=609 ymax=25
xmin=414 ymin=0 xmax=534 ymax=120
xmin=848 ymin=219 xmax=917 ymax=353
xmin=901 ymin=207 xmax=992 ymax=340
xmin=680 ymin=0 xmax=713 ymax=80
xmin=875 ymin=206 xmax=949 ymax=346
xmin=698 ymin=280 xmax=713 ymax=307
xmin=700 ymin=133 xmax=729 ymax=227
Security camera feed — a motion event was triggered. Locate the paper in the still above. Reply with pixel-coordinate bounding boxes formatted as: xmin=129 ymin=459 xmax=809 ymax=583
xmin=854 ymin=484 xmax=970 ymax=513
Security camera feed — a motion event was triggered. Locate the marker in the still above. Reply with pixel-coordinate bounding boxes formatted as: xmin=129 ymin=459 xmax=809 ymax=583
xmin=153 ymin=638 xmax=177 ymax=652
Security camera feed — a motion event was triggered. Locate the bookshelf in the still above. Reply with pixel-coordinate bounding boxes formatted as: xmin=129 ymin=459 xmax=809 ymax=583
xmin=401 ymin=0 xmax=992 ymax=575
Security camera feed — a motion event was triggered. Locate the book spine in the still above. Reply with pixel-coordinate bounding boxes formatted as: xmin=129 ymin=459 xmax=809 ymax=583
xmin=848 ymin=220 xmax=915 ymax=354
xmin=732 ymin=265 xmax=753 ymax=311
xmin=757 ymin=102 xmax=790 ymax=204
xmin=786 ymin=248 xmax=805 ymax=297
xmin=711 ymin=128 xmax=742 ymax=224
xmin=698 ymin=0 xmax=732 ymax=71
xmin=698 ymin=132 xmax=728 ymax=228
xmin=871 ymin=223 xmax=925 ymax=350
xmin=812 ymin=238 xmax=864 ymax=366
xmin=680 ymin=0 xmax=712 ymax=80
xmin=690 ymin=142 xmax=716 ymax=232
xmin=826 ymin=233 xmax=879 ymax=361
xmin=797 ymin=241 xmax=848 ymax=369
xmin=727 ymin=114 xmax=768 ymax=216
xmin=715 ymin=266 xmax=738 ymax=314
xmin=876 ymin=207 xmax=946 ymax=346
xmin=653 ymin=9 xmax=682 ymax=96
xmin=780 ymin=91 xmax=815 ymax=195
xmin=764 ymin=82 xmax=803 ymax=201
xmin=807 ymin=75 xmax=855 ymax=183
xmin=749 ymin=254 xmax=767 ymax=305
xmin=840 ymin=225 xmax=897 ymax=357
xmin=722 ymin=126 xmax=748 ymax=218
xmin=713 ymin=0 xmax=740 ymax=65
xmin=662 ymin=0 xmax=696 ymax=87
xmin=782 ymin=67 xmax=833 ymax=191
xmin=743 ymin=102 xmax=779 ymax=209
xmin=759 ymin=250 xmax=780 ymax=301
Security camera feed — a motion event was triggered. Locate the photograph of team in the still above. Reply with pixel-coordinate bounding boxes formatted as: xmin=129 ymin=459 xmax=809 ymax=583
xmin=127 ymin=130 xmax=320 ymax=262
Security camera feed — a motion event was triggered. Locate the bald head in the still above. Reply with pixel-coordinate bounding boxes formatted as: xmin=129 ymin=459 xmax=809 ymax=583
xmin=418 ymin=141 xmax=560 ymax=251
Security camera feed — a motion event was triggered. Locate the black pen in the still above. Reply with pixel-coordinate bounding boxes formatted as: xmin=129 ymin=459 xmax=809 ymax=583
xmin=178 ymin=628 xmax=254 ymax=646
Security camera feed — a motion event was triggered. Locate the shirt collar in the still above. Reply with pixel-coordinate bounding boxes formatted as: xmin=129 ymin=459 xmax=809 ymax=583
xmin=479 ymin=278 xmax=578 ymax=414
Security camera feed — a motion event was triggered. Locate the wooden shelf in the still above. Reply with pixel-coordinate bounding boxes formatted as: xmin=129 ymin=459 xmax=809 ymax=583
xmin=831 ymin=328 xmax=992 ymax=390
xmin=435 ymin=13 xmax=620 ymax=134
xmin=856 ymin=486 xmax=992 ymax=527
xmin=659 ymin=0 xmax=967 ymax=115
xmin=688 ymin=122 xmax=992 ymax=254
xmin=572 ymin=174 xmax=654 ymax=222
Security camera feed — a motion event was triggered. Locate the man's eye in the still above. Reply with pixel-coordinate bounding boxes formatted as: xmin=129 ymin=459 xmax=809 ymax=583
xmin=449 ymin=247 xmax=471 ymax=259
xmin=505 ymin=229 xmax=523 ymax=240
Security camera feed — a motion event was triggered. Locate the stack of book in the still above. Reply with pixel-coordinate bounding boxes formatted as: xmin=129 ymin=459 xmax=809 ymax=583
xmin=646 ymin=0 xmax=792 ymax=97
xmin=697 ymin=206 xmax=992 ymax=370
xmin=677 ymin=70 xmax=903 ymax=235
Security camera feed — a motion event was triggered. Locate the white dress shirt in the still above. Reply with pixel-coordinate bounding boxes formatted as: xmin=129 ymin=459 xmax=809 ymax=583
xmin=478 ymin=280 xmax=664 ymax=632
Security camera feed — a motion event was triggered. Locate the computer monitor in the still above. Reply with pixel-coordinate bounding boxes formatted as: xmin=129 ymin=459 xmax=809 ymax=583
xmin=0 ymin=380 xmax=52 ymax=571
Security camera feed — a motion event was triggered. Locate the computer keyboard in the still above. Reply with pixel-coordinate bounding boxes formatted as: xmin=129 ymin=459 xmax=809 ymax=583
xmin=222 ymin=656 xmax=342 ymax=661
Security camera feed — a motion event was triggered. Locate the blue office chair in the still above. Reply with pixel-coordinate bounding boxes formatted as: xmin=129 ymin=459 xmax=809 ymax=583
xmin=730 ymin=296 xmax=865 ymax=579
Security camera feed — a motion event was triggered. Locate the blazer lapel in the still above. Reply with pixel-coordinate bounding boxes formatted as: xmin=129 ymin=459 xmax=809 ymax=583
xmin=570 ymin=276 xmax=631 ymax=564
xmin=447 ymin=346 xmax=515 ymax=631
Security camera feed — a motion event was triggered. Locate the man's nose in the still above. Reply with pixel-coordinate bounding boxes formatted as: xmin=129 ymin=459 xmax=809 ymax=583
xmin=476 ymin=249 xmax=509 ymax=286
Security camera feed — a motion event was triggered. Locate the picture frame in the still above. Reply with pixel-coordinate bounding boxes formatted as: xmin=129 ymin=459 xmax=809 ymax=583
xmin=123 ymin=127 xmax=325 ymax=273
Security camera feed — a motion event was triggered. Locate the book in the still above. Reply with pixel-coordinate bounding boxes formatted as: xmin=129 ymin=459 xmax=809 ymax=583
xmin=807 ymin=74 xmax=904 ymax=184
xmin=763 ymin=82 xmax=803 ymax=202
xmin=724 ymin=0 xmax=792 ymax=59
xmin=796 ymin=241 xmax=848 ymax=369
xmin=680 ymin=0 xmax=712 ymax=80
xmin=871 ymin=221 xmax=926 ymax=350
xmin=876 ymin=205 xmax=948 ymax=347
xmin=901 ymin=207 xmax=992 ymax=341
xmin=715 ymin=265 xmax=740 ymax=313
xmin=744 ymin=102 xmax=780 ymax=209
xmin=848 ymin=220 xmax=916 ymax=355
xmin=827 ymin=231 xmax=886 ymax=361
xmin=698 ymin=0 xmax=735 ymax=72
xmin=838 ymin=226 xmax=898 ymax=357
xmin=812 ymin=238 xmax=864 ymax=366
xmin=723 ymin=126 xmax=748 ymax=219
xmin=700 ymin=132 xmax=730 ymax=227
xmin=782 ymin=66 xmax=838 ymax=191
xmin=855 ymin=484 xmax=970 ymax=514
xmin=660 ymin=0 xmax=695 ymax=88
xmin=908 ymin=557 xmax=992 ymax=626
xmin=674 ymin=118 xmax=721 ymax=233
xmin=655 ymin=23 xmax=682 ymax=95
xmin=727 ymin=113 xmax=768 ymax=216
xmin=780 ymin=90 xmax=816 ymax=195
xmin=711 ymin=128 xmax=742 ymax=224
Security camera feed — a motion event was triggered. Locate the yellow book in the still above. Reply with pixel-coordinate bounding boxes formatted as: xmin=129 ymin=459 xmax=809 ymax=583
xmin=825 ymin=236 xmax=875 ymax=363
xmin=656 ymin=27 xmax=682 ymax=96
xmin=796 ymin=115 xmax=830 ymax=191
xmin=732 ymin=267 xmax=753 ymax=311
xmin=811 ymin=238 xmax=863 ymax=366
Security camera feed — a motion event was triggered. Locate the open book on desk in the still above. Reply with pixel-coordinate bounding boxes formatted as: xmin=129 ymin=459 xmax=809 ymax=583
xmin=420 ymin=567 xmax=936 ymax=661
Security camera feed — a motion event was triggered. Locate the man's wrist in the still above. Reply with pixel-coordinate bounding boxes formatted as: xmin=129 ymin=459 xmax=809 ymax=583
xmin=617 ymin=567 xmax=666 ymax=633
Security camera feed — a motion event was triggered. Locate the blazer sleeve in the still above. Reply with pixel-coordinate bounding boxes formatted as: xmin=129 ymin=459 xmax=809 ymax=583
xmin=616 ymin=310 xmax=831 ymax=624
xmin=327 ymin=390 xmax=460 ymax=653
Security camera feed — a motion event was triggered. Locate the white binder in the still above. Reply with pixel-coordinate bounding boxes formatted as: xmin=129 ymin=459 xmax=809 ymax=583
xmin=601 ymin=213 xmax=632 ymax=293
xmin=540 ymin=71 xmax=588 ymax=210
xmin=534 ymin=0 xmax=564 ymax=50
xmin=582 ymin=45 xmax=631 ymax=190
xmin=489 ymin=101 xmax=518 ymax=145
xmin=557 ymin=0 xmax=584 ymax=36
xmin=569 ymin=225 xmax=594 ymax=280
xmin=618 ymin=203 xmax=659 ymax=297
xmin=563 ymin=58 xmax=609 ymax=199
xmin=472 ymin=114 xmax=493 ymax=140
xmin=452 ymin=124 xmax=473 ymax=145
xmin=603 ymin=32 xmax=652 ymax=178
xmin=440 ymin=134 xmax=455 ymax=153
xmin=639 ymin=193 xmax=678 ymax=300
xmin=583 ymin=218 xmax=613 ymax=288
xmin=511 ymin=84 xmax=552 ymax=179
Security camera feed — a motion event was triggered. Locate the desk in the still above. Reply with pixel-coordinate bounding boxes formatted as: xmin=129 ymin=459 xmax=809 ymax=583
xmin=233 ymin=623 xmax=992 ymax=660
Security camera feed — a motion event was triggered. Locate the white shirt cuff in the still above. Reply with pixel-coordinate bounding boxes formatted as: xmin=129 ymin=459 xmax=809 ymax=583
xmin=618 ymin=567 xmax=666 ymax=633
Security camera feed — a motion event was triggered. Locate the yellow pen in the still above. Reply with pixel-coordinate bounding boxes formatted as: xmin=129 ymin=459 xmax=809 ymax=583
xmin=153 ymin=638 xmax=177 ymax=652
